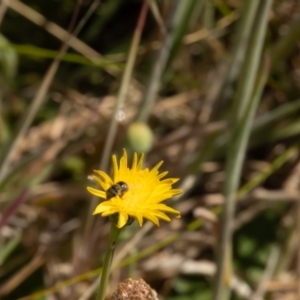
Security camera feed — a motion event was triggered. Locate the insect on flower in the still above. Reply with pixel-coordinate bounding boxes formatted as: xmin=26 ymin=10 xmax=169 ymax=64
xmin=106 ymin=181 xmax=128 ymax=200
xmin=87 ymin=149 xmax=182 ymax=228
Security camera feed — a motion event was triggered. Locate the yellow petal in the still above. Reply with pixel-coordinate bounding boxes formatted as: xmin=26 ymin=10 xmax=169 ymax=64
xmin=144 ymin=214 xmax=160 ymax=226
xmin=132 ymin=152 xmax=138 ymax=170
xmin=150 ymin=161 xmax=163 ymax=174
xmin=91 ymin=175 xmax=107 ymax=190
xmin=93 ymin=170 xmax=113 ymax=188
xmin=161 ymin=178 xmax=179 ymax=184
xmin=154 ymin=204 xmax=181 ymax=216
xmin=135 ymin=213 xmax=144 ymax=227
xmin=87 ymin=187 xmax=106 ymax=199
xmin=112 ymin=154 xmax=118 ymax=181
xmin=120 ymin=149 xmax=128 ymax=170
xmin=157 ymin=171 xmax=168 ymax=179
xmin=93 ymin=202 xmax=111 ymax=213
xmin=117 ymin=212 xmax=128 ymax=228
xmin=153 ymin=211 xmax=171 ymax=222
xmin=136 ymin=152 xmax=144 ymax=170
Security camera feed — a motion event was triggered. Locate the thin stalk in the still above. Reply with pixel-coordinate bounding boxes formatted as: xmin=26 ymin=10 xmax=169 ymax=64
xmin=212 ymin=1 xmax=273 ymax=300
xmin=96 ymin=224 xmax=122 ymax=300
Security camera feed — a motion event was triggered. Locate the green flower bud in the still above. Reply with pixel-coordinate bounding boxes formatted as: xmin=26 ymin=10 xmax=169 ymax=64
xmin=127 ymin=122 xmax=153 ymax=152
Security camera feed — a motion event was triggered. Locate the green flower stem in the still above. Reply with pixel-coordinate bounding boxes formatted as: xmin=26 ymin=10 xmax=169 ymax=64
xmin=97 ymin=223 xmax=122 ymax=300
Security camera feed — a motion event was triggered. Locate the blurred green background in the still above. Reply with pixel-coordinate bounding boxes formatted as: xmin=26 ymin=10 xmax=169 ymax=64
xmin=0 ymin=0 xmax=300 ymax=299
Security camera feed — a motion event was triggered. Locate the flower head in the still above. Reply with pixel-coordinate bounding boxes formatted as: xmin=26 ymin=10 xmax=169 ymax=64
xmin=87 ymin=149 xmax=182 ymax=228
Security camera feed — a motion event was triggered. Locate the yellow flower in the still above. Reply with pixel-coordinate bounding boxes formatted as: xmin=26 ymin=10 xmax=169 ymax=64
xmin=87 ymin=149 xmax=182 ymax=228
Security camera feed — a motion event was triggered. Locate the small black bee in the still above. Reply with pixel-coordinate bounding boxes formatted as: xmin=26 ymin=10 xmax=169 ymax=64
xmin=106 ymin=181 xmax=128 ymax=200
